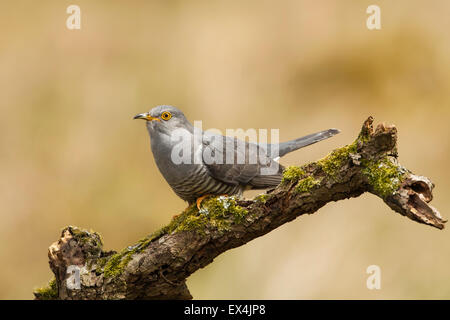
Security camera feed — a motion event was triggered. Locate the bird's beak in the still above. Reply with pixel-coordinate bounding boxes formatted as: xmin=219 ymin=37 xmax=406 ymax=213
xmin=133 ymin=113 xmax=160 ymax=121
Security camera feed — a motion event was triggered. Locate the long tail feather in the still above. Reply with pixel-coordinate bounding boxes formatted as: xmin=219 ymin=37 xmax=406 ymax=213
xmin=265 ymin=128 xmax=340 ymax=158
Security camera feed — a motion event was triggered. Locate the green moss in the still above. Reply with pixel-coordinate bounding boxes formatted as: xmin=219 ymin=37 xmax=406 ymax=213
xmin=163 ymin=196 xmax=249 ymax=234
xmin=357 ymin=130 xmax=371 ymax=144
xmin=67 ymin=226 xmax=103 ymax=258
xmin=205 ymin=196 xmax=248 ymax=223
xmin=102 ymin=196 xmax=248 ymax=278
xmin=313 ymin=135 xmax=402 ymax=197
xmin=164 ymin=205 xmax=204 ymax=234
xmin=164 ymin=196 xmax=248 ymax=234
xmin=255 ymin=194 xmax=269 ymax=203
xmin=317 ymin=142 xmax=357 ymax=177
xmin=34 ymin=277 xmax=58 ymax=300
xmin=102 ymin=226 xmax=169 ymax=278
xmin=282 ymin=166 xmax=306 ymax=183
xmin=362 ymin=158 xmax=404 ymax=198
xmin=295 ymin=176 xmax=320 ymax=193
xmin=173 ymin=214 xmax=209 ymax=234
xmin=95 ymin=256 xmax=109 ymax=269
xmin=103 ymin=253 xmax=126 ymax=278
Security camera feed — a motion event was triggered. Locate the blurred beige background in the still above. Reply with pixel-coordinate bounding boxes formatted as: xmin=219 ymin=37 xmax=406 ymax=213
xmin=1 ymin=0 xmax=449 ymax=299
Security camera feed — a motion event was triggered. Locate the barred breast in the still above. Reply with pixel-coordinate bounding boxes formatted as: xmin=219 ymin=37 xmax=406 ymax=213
xmin=168 ymin=164 xmax=242 ymax=204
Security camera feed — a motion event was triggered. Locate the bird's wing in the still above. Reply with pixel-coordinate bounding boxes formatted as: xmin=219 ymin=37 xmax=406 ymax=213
xmin=202 ymin=134 xmax=283 ymax=188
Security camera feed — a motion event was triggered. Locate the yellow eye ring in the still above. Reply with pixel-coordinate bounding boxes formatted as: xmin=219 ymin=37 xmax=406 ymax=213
xmin=161 ymin=111 xmax=172 ymax=121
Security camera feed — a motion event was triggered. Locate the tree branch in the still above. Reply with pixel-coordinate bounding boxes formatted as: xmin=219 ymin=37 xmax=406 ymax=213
xmin=34 ymin=117 xmax=445 ymax=300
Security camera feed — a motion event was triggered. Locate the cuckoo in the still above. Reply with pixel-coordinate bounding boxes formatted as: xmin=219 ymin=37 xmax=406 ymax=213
xmin=134 ymin=105 xmax=339 ymax=209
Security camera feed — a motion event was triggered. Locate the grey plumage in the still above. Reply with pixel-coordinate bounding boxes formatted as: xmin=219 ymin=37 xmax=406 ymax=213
xmin=267 ymin=128 xmax=341 ymax=158
xmin=134 ymin=105 xmax=340 ymax=204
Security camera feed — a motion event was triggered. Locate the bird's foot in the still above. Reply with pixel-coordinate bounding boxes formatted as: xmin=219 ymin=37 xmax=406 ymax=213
xmin=196 ymin=194 xmax=232 ymax=210
xmin=196 ymin=194 xmax=211 ymax=210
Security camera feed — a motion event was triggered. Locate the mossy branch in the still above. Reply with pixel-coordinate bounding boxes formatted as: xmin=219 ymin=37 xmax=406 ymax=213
xmin=34 ymin=117 xmax=445 ymax=300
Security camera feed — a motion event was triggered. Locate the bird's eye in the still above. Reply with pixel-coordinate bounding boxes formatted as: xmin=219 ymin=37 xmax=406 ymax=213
xmin=161 ymin=111 xmax=172 ymax=121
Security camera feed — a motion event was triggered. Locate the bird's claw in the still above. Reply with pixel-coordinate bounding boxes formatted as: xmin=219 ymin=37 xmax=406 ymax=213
xmin=196 ymin=195 xmax=210 ymax=210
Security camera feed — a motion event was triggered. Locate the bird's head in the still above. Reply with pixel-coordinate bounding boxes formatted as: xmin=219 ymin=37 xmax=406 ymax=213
xmin=134 ymin=105 xmax=193 ymax=135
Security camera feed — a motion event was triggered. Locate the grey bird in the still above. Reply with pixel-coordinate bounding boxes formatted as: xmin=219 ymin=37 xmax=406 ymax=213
xmin=134 ymin=105 xmax=339 ymax=208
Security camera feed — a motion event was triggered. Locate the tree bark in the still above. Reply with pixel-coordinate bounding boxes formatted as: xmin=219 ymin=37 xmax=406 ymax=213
xmin=34 ymin=117 xmax=445 ymax=300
